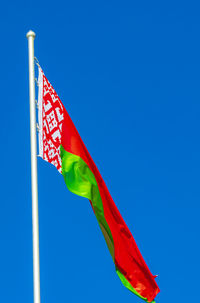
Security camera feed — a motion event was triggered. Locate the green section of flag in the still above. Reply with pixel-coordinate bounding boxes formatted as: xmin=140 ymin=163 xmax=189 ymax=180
xmin=60 ymin=145 xmax=114 ymax=259
xmin=60 ymin=145 xmax=156 ymax=302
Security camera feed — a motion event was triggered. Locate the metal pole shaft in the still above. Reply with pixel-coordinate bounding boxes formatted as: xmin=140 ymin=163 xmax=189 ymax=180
xmin=26 ymin=30 xmax=41 ymax=303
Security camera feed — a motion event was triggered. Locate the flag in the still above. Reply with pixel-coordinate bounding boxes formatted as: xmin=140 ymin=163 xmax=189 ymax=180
xmin=37 ymin=64 xmax=160 ymax=302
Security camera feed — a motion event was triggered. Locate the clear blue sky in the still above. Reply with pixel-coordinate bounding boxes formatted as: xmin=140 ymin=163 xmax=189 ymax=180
xmin=0 ymin=1 xmax=200 ymax=302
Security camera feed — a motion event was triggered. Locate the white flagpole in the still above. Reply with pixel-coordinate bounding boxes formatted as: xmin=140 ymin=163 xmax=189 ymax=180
xmin=26 ymin=30 xmax=41 ymax=303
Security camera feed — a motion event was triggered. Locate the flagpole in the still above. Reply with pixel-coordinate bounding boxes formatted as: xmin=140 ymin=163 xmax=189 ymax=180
xmin=26 ymin=30 xmax=41 ymax=303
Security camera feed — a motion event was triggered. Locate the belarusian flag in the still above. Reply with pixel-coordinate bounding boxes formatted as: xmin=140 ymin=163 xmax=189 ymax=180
xmin=37 ymin=65 xmax=160 ymax=302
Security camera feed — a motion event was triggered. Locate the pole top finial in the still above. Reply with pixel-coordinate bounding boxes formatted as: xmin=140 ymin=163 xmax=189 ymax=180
xmin=26 ymin=30 xmax=36 ymax=39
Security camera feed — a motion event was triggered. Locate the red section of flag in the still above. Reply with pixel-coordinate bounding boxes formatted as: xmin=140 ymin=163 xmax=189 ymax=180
xmin=61 ymin=106 xmax=160 ymax=302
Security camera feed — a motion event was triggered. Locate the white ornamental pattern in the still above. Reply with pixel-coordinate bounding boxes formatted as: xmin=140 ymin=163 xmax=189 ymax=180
xmin=38 ymin=67 xmax=64 ymax=173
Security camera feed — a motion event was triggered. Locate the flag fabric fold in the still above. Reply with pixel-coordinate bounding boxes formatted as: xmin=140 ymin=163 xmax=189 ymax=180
xmin=37 ymin=65 xmax=160 ymax=302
